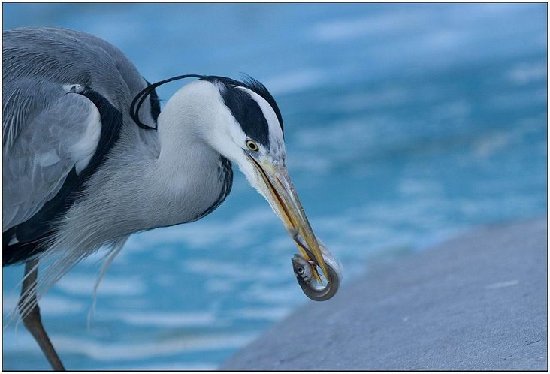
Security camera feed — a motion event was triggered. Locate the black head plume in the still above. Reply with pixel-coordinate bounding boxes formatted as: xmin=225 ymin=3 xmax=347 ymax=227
xmin=130 ymin=74 xmax=283 ymax=133
xmin=130 ymin=74 xmax=205 ymax=131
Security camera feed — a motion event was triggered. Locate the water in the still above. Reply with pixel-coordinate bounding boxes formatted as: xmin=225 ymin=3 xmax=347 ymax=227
xmin=2 ymin=3 xmax=547 ymax=370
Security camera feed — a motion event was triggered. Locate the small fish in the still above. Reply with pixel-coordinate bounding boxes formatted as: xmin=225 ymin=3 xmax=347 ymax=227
xmin=292 ymin=248 xmax=340 ymax=301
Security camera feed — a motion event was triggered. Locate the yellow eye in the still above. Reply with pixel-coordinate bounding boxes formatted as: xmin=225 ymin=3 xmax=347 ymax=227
xmin=246 ymin=140 xmax=259 ymax=152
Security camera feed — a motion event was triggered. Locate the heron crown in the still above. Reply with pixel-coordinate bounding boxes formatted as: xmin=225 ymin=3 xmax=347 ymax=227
xmin=131 ymin=74 xmax=283 ymax=150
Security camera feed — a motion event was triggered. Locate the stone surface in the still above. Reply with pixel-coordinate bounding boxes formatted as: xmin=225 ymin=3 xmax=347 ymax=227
xmin=222 ymin=217 xmax=547 ymax=370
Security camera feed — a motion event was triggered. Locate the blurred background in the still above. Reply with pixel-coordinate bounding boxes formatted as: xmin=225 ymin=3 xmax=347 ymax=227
xmin=2 ymin=3 xmax=547 ymax=370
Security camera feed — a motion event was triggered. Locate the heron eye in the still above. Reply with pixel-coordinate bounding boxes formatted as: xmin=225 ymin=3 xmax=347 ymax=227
xmin=246 ymin=140 xmax=259 ymax=152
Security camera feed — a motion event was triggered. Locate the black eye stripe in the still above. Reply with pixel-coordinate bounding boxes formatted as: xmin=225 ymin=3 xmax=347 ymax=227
xmin=200 ymin=75 xmax=283 ymax=135
xmin=219 ymin=85 xmax=270 ymax=148
xmin=240 ymin=75 xmax=284 ymax=132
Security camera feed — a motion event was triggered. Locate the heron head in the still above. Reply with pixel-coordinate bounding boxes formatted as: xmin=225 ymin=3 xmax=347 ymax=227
xmin=199 ymin=76 xmax=336 ymax=283
xmin=147 ymin=75 xmax=338 ymax=289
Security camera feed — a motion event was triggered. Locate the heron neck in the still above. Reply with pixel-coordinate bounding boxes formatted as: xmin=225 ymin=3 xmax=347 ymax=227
xmin=51 ymin=86 xmax=230 ymax=256
xmin=146 ymin=90 xmax=227 ymax=226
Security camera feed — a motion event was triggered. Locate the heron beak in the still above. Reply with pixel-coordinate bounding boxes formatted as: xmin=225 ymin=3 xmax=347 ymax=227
xmin=246 ymin=155 xmax=328 ymax=280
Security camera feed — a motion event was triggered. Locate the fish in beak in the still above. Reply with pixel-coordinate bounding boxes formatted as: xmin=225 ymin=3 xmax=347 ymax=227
xmin=245 ymin=154 xmax=341 ymax=300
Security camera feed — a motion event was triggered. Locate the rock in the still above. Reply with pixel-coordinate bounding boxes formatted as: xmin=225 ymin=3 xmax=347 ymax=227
xmin=222 ymin=217 xmax=547 ymax=370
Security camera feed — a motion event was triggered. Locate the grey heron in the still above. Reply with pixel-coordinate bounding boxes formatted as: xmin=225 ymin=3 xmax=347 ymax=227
xmin=3 ymin=27 xmax=340 ymax=370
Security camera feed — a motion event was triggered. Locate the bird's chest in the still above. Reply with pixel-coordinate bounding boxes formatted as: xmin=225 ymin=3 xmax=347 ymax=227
xmin=157 ymin=156 xmax=233 ymax=225
xmin=51 ymin=156 xmax=233 ymax=252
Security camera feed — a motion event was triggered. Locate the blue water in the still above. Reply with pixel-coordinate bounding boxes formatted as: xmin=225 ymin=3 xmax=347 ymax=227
xmin=2 ymin=3 xmax=547 ymax=370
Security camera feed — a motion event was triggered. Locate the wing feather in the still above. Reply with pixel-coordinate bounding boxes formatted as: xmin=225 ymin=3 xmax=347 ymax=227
xmin=3 ymin=79 xmax=101 ymax=230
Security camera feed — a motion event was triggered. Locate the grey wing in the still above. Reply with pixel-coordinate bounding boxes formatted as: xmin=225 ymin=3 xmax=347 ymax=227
xmin=3 ymin=78 xmax=101 ymax=231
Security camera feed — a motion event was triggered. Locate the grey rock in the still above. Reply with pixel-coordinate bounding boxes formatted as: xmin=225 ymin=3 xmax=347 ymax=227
xmin=222 ymin=217 xmax=547 ymax=370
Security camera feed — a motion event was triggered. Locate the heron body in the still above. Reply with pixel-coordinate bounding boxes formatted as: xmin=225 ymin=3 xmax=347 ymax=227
xmin=3 ymin=27 xmax=339 ymax=370
xmin=3 ymin=28 xmax=235 ymax=265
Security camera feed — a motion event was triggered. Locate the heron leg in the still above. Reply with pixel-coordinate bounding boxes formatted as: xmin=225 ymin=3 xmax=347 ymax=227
xmin=19 ymin=259 xmax=66 ymax=371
